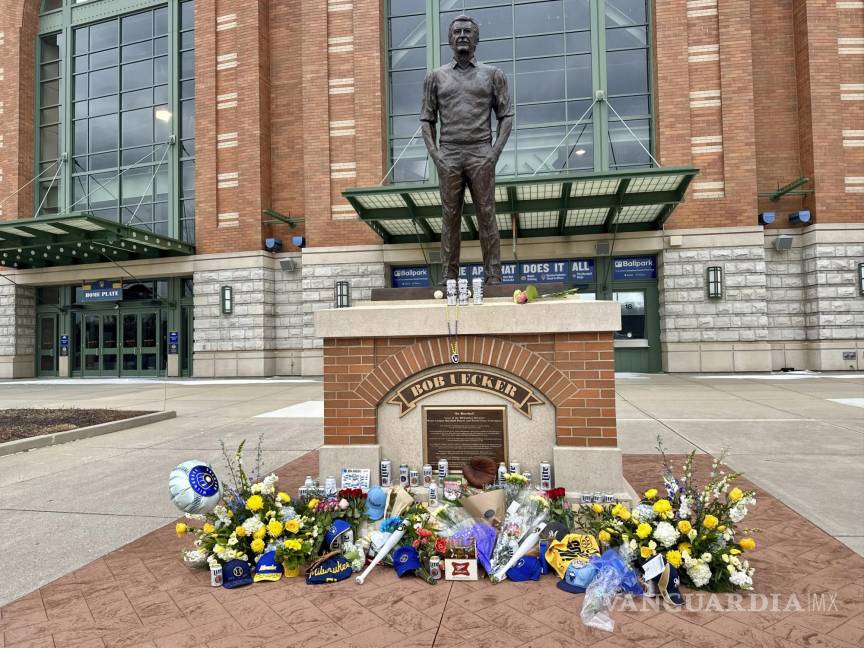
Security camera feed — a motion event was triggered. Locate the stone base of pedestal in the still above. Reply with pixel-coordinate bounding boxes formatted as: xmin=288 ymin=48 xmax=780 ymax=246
xmin=318 ymin=444 xmax=383 ymax=485
xmin=554 ymin=445 xmax=638 ymax=504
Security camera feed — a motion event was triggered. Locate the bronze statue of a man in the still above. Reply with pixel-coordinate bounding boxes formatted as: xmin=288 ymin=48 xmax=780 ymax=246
xmin=420 ymin=14 xmax=513 ymax=284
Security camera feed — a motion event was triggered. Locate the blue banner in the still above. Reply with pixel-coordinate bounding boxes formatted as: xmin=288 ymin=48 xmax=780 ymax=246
xmin=78 ymin=280 xmax=122 ymax=302
xmin=391 ymin=258 xmax=596 ymax=287
xmin=518 ymin=260 xmax=569 ymax=283
xmin=391 ymin=266 xmax=431 ymax=288
xmin=613 ymin=256 xmax=657 ymax=280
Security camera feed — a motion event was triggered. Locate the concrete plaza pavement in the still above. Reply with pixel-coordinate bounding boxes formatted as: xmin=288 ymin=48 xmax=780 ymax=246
xmin=0 ymin=372 xmax=861 ymax=608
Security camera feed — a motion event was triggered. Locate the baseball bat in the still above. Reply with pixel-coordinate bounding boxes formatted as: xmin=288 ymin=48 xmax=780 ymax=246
xmin=356 ymin=520 xmax=409 ymax=585
xmin=491 ymin=523 xmax=547 ymax=583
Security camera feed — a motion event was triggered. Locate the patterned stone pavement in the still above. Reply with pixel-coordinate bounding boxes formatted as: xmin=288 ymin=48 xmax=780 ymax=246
xmin=1 ymin=452 xmax=862 ymax=648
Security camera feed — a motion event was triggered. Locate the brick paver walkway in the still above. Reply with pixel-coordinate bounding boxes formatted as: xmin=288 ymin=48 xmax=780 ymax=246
xmin=1 ymin=452 xmax=862 ymax=648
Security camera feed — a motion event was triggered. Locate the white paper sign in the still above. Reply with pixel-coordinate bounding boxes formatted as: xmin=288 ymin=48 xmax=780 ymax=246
xmin=641 ymin=554 xmax=666 ymax=581
xmin=340 ymin=468 xmax=371 ymax=491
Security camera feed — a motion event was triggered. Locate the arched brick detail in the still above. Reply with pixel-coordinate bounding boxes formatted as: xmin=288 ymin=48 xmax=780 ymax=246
xmin=354 ymin=336 xmax=579 ymax=409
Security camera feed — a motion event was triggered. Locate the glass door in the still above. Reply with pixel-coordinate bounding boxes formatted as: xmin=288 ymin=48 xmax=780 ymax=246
xmin=83 ymin=313 xmax=120 ymax=376
xmin=37 ymin=314 xmax=58 ymax=376
xmin=121 ymin=310 xmax=161 ymax=376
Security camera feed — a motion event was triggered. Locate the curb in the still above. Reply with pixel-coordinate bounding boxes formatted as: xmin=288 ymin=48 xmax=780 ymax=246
xmin=0 ymin=410 xmax=177 ymax=457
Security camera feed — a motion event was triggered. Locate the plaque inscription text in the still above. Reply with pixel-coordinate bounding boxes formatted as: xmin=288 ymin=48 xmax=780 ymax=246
xmin=423 ymin=406 xmax=507 ymax=470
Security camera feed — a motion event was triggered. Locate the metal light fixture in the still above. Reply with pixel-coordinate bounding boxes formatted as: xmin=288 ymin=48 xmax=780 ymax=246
xmin=335 ymin=281 xmax=350 ymax=308
xmin=773 ymin=235 xmax=793 ymax=251
xmin=707 ymin=266 xmax=723 ymax=299
xmin=220 ymin=286 xmax=233 ymax=314
xmin=859 ymin=263 xmax=864 ymax=295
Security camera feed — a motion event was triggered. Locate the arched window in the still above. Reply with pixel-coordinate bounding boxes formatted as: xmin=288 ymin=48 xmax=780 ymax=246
xmin=36 ymin=0 xmax=196 ymax=243
xmin=387 ymin=0 xmax=651 ymax=183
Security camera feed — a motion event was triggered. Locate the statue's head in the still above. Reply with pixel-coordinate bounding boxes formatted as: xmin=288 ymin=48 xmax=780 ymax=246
xmin=448 ymin=14 xmax=480 ymax=58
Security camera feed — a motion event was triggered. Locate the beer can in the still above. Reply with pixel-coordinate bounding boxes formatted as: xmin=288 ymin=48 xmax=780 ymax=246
xmin=472 ymin=277 xmax=483 ymax=305
xmin=539 ymin=461 xmax=553 ymax=490
xmin=303 ymin=475 xmax=314 ymax=489
xmin=399 ymin=463 xmax=410 ymax=486
xmin=428 ymin=481 xmax=438 ymax=507
xmin=409 ymin=469 xmax=420 ymax=487
xmin=422 ymin=464 xmax=434 ymax=485
xmin=324 ymin=476 xmax=337 ymax=496
xmin=497 ymin=462 xmax=507 ymax=486
xmin=458 ymin=278 xmax=469 ymax=306
xmin=446 ymin=279 xmax=457 ymax=306
xmin=509 ymin=461 xmax=521 ymax=475
xmin=522 ymin=471 xmax=532 ymax=487
xmin=438 ymin=459 xmax=448 ymax=481
xmin=380 ymin=460 xmax=392 ymax=487
xmin=429 ymin=556 xmax=443 ymax=580
xmin=210 ymin=565 xmax=223 ymax=587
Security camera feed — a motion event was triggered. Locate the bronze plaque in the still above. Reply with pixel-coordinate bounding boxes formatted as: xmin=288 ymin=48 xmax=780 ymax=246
xmin=423 ymin=406 xmax=507 ymax=471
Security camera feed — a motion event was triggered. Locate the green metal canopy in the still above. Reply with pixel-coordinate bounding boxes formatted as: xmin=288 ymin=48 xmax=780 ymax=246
xmin=343 ymin=167 xmax=698 ymax=244
xmin=0 ymin=212 xmax=195 ymax=269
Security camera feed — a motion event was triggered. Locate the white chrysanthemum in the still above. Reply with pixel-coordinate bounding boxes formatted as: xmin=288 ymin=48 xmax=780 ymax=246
xmin=242 ymin=516 xmax=264 ymax=534
xmin=729 ymin=570 xmax=753 ymax=589
xmin=723 ymin=528 xmax=735 ymax=542
xmin=687 ymin=529 xmax=698 ymax=541
xmin=227 ymin=533 xmax=238 ymax=546
xmin=207 ymin=555 xmax=219 ymax=568
xmin=701 ymin=552 xmax=712 ymax=563
xmin=212 ymin=505 xmax=231 ymax=524
xmin=251 ymin=483 xmax=263 ymax=494
xmin=686 ymin=560 xmax=712 ymax=588
xmin=652 ymin=521 xmax=680 ymax=548
xmin=261 ymin=474 xmax=278 ymax=495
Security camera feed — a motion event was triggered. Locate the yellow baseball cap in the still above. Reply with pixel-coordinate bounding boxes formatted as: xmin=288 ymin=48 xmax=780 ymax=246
xmin=544 ymin=533 xmax=600 ymax=579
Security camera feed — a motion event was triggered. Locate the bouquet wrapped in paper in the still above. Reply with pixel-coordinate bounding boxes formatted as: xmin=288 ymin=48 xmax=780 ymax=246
xmin=433 ymin=502 xmax=497 ymax=573
xmin=487 ymin=490 xmax=549 ymax=582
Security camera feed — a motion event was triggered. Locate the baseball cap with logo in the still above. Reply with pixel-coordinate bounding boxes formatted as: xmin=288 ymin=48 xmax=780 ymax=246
xmin=557 ymin=560 xmax=599 ymax=594
xmin=393 ymin=545 xmax=420 ymax=577
xmin=365 ymin=486 xmax=387 ymax=521
xmin=253 ymin=550 xmax=284 ymax=582
xmin=324 ymin=519 xmax=354 ymax=550
xmin=544 ymin=533 xmax=600 ymax=579
xmin=507 ymin=556 xmax=541 ymax=582
xmin=222 ymin=559 xmax=253 ymax=589
xmin=306 ymin=551 xmax=353 ymax=584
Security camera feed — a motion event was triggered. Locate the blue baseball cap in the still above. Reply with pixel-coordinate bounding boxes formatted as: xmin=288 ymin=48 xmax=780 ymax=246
xmin=507 ymin=556 xmax=541 ymax=582
xmin=222 ymin=559 xmax=253 ymax=589
xmin=365 ymin=486 xmax=387 ymax=521
xmin=557 ymin=561 xmax=598 ymax=594
xmin=324 ymin=519 xmax=354 ymax=550
xmin=253 ymin=551 xmax=283 ymax=582
xmin=306 ymin=554 xmax=353 ymax=584
xmin=393 ymin=546 xmax=420 ymax=577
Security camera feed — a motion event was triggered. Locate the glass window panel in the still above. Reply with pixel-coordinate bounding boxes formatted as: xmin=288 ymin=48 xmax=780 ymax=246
xmin=122 ymin=12 xmax=152 ymax=43
xmin=613 ymin=290 xmax=646 ymax=338
xmin=74 ymin=74 xmax=88 ymax=100
xmin=155 ymin=166 xmax=169 ymax=199
xmin=74 ymin=28 xmax=88 ymax=56
xmin=122 ymin=40 xmax=153 ymax=62
xmin=155 ymin=106 xmax=170 ymax=141
xmin=125 ymin=203 xmax=152 ymax=226
xmin=440 ymin=7 xmax=513 ymax=43
xmin=89 ymin=48 xmax=118 ymax=70
xmin=181 ymin=100 xmax=195 ymax=139
xmin=390 ymin=47 xmax=426 ymax=71
xmin=178 ymin=3 xmax=192 ymax=31
xmin=103 ymin=315 xmax=118 ymax=348
xmin=180 ymin=51 xmax=194 ymax=79
xmin=121 ymin=166 xmax=153 ymax=204
xmin=608 ymin=118 xmax=650 ymax=167
xmin=180 ymin=139 xmax=195 ymax=157
xmin=41 ymin=61 xmax=60 ymax=79
xmin=181 ymin=30 xmax=195 ymax=50
xmin=606 ymin=49 xmax=647 ymax=95
xmin=608 ymin=94 xmax=648 ymax=118
xmin=156 ymin=55 xmax=169 ymax=84
xmin=390 ymin=0 xmax=425 ymax=16
xmin=123 ymin=88 xmax=152 ymax=110
xmin=567 ymin=98 xmax=593 ymax=121
xmin=91 ymin=206 xmax=119 ymax=222
xmin=516 ymin=34 xmax=564 ymax=58
xmin=515 ymin=102 xmax=565 ymax=127
xmin=89 ymin=174 xmax=119 ymax=207
xmin=476 ymin=39 xmax=512 ymax=62
xmin=154 ymin=35 xmax=169 ymax=55
xmin=515 ymin=57 xmax=565 ymax=103
xmin=564 ymin=0 xmax=590 ymax=29
xmin=89 ymin=151 xmax=117 ymax=171
xmin=90 ymin=68 xmax=118 ymax=97
xmin=516 ymin=125 xmax=566 ymax=174
xmin=74 ymin=120 xmax=88 ymax=154
xmin=182 ymin=161 xmax=196 ymax=193
xmin=180 ymin=80 xmax=195 ymax=99
xmin=72 ymin=175 xmax=87 ymax=204
xmin=122 ymin=107 xmax=153 ymax=148
xmin=391 ymin=138 xmax=429 ymax=183
xmin=566 ymin=30 xmax=590 ymax=54
xmin=391 ymin=114 xmax=421 ymax=139
xmin=390 ymin=69 xmax=425 ymax=115
xmin=122 ymin=145 xmax=153 ymax=166
xmin=74 ymin=55 xmax=88 ymax=73
xmin=74 ymin=101 xmax=88 ymax=119
xmin=39 ymin=182 xmax=60 ymax=213
xmin=40 ymin=125 xmax=59 ymax=160
xmin=566 ymin=53 xmax=592 ymax=98
xmin=41 ymin=106 xmax=60 ymax=124
xmin=89 ymin=21 xmax=118 ymax=51
xmin=565 ymin=128 xmax=593 ymax=170
xmin=42 ymin=79 xmax=60 ymax=105
xmin=605 ymin=0 xmax=646 ymax=26
xmin=606 ymin=25 xmax=647 ymax=50
xmin=390 ymin=15 xmax=426 ymax=49
xmin=122 ymin=60 xmax=152 ymax=91
xmin=37 ymin=287 xmax=61 ymax=305
xmin=515 ymin=1 xmax=564 ymax=36
xmin=89 ymin=95 xmax=117 ymax=116
xmin=154 ymin=84 xmax=169 ymax=104
xmin=89 ymin=114 xmax=118 ymax=152
xmin=73 ymin=157 xmax=88 ymax=174
xmin=42 ymin=33 xmax=62 ymax=61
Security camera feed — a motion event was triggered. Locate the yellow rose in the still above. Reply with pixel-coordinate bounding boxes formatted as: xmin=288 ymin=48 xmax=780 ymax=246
xmin=175 ymin=522 xmax=187 ymax=537
xmin=611 ymin=503 xmax=622 ymax=516
xmin=729 ymin=487 xmax=743 ymax=502
xmin=267 ymin=520 xmax=283 ymax=537
xmin=591 ymin=503 xmax=604 ymax=514
xmin=702 ymin=514 xmax=718 ymax=529
xmin=739 ymin=537 xmax=756 ymax=551
xmin=619 ymin=508 xmax=631 ymax=521
xmin=254 ymin=526 xmax=267 ymax=540
xmin=235 ymin=526 xmax=246 ymax=537
xmin=277 ymin=492 xmax=291 ymax=503
xmin=598 ymin=530 xmax=611 ymax=544
xmin=677 ymin=520 xmax=692 ymax=534
xmin=202 ymin=523 xmax=216 ymax=535
xmin=640 ymin=546 xmax=654 ymax=559
xmin=283 ymin=538 xmax=302 ymax=552
xmin=307 ymin=498 xmax=319 ymax=510
xmin=729 ymin=548 xmax=741 ymax=555
xmin=644 ymin=489 xmax=658 ymax=500
xmin=246 ymin=495 xmax=264 ymax=512
xmin=284 ymin=518 xmax=301 ymax=534
xmin=636 ymin=523 xmax=653 ymax=539
xmin=665 ymin=550 xmax=682 ymax=568
xmin=250 ymin=538 xmax=265 ymax=554
xmin=717 ymin=525 xmax=726 ymax=533
xmin=678 ymin=542 xmax=692 ymax=555
xmin=653 ymin=499 xmax=673 ymax=519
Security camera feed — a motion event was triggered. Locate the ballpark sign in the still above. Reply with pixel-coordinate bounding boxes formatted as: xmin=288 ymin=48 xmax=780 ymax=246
xmin=387 ymin=369 xmax=543 ymax=418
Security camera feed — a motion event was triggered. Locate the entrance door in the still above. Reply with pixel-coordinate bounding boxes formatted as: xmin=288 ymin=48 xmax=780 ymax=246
xmin=83 ymin=313 xmax=119 ymax=376
xmin=611 ymin=286 xmax=661 ymax=373
xmin=121 ymin=311 xmax=160 ymax=376
xmin=37 ymin=314 xmax=58 ymax=376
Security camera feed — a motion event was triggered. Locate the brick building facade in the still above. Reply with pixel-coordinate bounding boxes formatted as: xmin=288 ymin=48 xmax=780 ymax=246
xmin=0 ymin=0 xmax=861 ymax=378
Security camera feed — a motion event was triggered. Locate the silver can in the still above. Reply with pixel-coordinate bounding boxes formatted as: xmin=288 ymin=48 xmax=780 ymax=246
xmin=522 ymin=471 xmax=532 ymax=487
xmin=303 ymin=475 xmax=314 ymax=489
xmin=380 ymin=460 xmax=392 ymax=487
xmin=399 ymin=463 xmax=409 ymax=486
xmin=497 ymin=462 xmax=507 ymax=486
xmin=472 ymin=277 xmax=483 ymax=304
xmin=428 ymin=481 xmax=438 ymax=507
xmin=422 ymin=464 xmax=434 ymax=485
xmin=409 ymin=469 xmax=420 ymax=487
xmin=210 ymin=565 xmax=223 ymax=587
xmin=429 ymin=556 xmax=443 ymax=580
xmin=539 ymin=461 xmax=553 ymax=490
xmin=446 ymin=279 xmax=457 ymax=306
xmin=458 ymin=278 xmax=469 ymax=306
xmin=438 ymin=459 xmax=448 ymax=481
xmin=509 ymin=461 xmax=520 ymax=475
xmin=324 ymin=476 xmax=337 ymax=496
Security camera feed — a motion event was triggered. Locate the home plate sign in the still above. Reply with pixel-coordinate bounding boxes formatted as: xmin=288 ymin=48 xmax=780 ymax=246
xmin=387 ymin=368 xmax=544 ymax=418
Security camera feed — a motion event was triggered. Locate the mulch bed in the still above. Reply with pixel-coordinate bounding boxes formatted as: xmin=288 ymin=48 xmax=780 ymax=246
xmin=0 ymin=409 xmax=154 ymax=443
